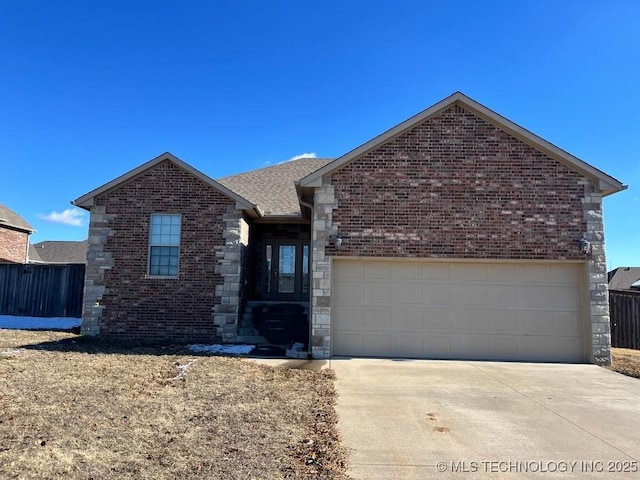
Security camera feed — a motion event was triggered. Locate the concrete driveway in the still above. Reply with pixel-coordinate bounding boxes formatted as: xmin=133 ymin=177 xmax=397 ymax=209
xmin=331 ymin=359 xmax=640 ymax=479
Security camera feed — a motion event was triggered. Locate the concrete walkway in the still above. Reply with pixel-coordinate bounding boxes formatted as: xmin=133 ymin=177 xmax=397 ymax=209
xmin=329 ymin=359 xmax=640 ymax=479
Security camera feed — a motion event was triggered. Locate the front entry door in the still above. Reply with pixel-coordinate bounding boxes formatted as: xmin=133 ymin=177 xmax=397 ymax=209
xmin=264 ymin=241 xmax=309 ymax=301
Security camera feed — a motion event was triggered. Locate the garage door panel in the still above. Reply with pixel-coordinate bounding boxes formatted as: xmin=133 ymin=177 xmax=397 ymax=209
xmin=487 ymin=264 xmax=517 ymax=282
xmin=364 ymin=283 xmax=391 ymax=305
xmin=390 ymin=335 xmax=422 ymax=357
xmin=334 ymin=333 xmax=364 ymax=356
xmin=451 ymin=263 xmax=487 ymax=281
xmin=334 ymin=307 xmax=364 ymax=330
xmin=334 ymin=282 xmax=363 ymax=306
xmin=364 ymin=308 xmax=392 ymax=330
xmin=489 ymin=335 xmax=518 ymax=358
xmin=396 ymin=284 xmax=424 ymax=304
xmin=364 ymin=261 xmax=391 ymax=279
xmin=423 ymin=308 xmax=451 ymax=330
xmin=423 ymin=285 xmax=450 ymax=306
xmin=423 ymin=335 xmax=452 ymax=357
xmin=362 ymin=334 xmax=391 ymax=355
xmin=552 ymin=312 xmax=584 ymax=335
xmin=333 ymin=260 xmax=586 ymax=362
xmin=450 ymin=309 xmax=489 ymax=333
xmin=423 ymin=264 xmax=450 ymax=280
xmin=394 ymin=262 xmax=423 ymax=280
xmin=451 ymin=335 xmax=490 ymax=358
xmin=393 ymin=310 xmax=423 ymax=330
xmin=517 ymin=310 xmax=554 ymax=334
xmin=452 ymin=285 xmax=489 ymax=307
xmin=550 ymin=287 xmax=581 ymax=309
xmin=337 ymin=260 xmax=364 ymax=280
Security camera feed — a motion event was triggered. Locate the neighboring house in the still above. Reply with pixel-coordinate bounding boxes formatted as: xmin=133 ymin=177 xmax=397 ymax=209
xmin=29 ymin=240 xmax=88 ymax=264
xmin=608 ymin=267 xmax=640 ymax=291
xmin=0 ymin=203 xmax=35 ymax=263
xmin=73 ymin=92 xmax=625 ymax=365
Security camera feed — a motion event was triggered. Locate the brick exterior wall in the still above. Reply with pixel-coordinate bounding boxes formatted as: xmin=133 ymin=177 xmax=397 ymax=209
xmin=83 ymin=160 xmax=237 ymax=341
xmin=329 ymin=105 xmax=588 ymax=260
xmin=0 ymin=227 xmax=29 ymax=263
xmin=308 ymin=104 xmax=611 ymax=364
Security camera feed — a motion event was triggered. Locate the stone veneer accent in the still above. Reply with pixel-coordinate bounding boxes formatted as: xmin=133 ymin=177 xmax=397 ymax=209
xmin=582 ymin=185 xmax=612 ymax=365
xmin=81 ymin=205 xmax=115 ymax=335
xmin=213 ymin=207 xmax=249 ymax=342
xmin=310 ymin=180 xmax=336 ymax=359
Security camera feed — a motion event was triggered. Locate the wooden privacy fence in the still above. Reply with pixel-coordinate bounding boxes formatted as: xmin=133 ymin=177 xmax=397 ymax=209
xmin=610 ymin=289 xmax=640 ymax=350
xmin=0 ymin=263 xmax=85 ymax=318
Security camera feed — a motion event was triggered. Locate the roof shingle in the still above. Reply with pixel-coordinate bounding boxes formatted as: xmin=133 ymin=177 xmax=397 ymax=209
xmin=217 ymin=158 xmax=333 ymax=217
xmin=0 ymin=203 xmax=35 ymax=233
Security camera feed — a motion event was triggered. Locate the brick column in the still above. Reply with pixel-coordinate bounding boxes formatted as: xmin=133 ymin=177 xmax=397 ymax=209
xmin=213 ymin=207 xmax=248 ymax=342
xmin=310 ymin=180 xmax=336 ymax=359
xmin=81 ymin=206 xmax=114 ymax=336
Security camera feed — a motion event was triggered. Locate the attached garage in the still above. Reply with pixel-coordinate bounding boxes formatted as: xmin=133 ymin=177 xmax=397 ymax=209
xmin=332 ymin=259 xmax=588 ymax=362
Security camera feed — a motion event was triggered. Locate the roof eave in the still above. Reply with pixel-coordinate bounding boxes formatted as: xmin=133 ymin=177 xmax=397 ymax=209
xmin=299 ymin=92 xmax=625 ymax=196
xmin=72 ymin=152 xmax=260 ymax=214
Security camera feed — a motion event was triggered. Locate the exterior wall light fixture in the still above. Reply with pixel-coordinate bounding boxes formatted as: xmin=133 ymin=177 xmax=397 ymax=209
xmin=578 ymin=236 xmax=592 ymax=256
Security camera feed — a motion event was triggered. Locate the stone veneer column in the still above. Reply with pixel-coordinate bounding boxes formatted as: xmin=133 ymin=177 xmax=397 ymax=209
xmin=310 ymin=179 xmax=336 ymax=359
xmin=582 ymin=182 xmax=611 ymax=365
xmin=81 ymin=205 xmax=115 ymax=336
xmin=213 ymin=207 xmax=248 ymax=342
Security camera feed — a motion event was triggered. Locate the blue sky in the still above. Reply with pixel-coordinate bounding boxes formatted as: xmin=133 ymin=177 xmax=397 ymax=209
xmin=1 ymin=1 xmax=638 ymax=269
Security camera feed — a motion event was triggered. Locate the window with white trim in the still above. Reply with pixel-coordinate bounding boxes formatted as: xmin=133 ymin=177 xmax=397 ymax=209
xmin=148 ymin=214 xmax=181 ymax=277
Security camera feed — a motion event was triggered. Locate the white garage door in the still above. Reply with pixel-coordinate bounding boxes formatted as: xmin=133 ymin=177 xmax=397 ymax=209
xmin=333 ymin=259 xmax=587 ymax=362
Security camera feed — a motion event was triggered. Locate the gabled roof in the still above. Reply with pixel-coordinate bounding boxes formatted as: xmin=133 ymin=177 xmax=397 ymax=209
xmin=0 ymin=203 xmax=35 ymax=233
xmin=218 ymin=158 xmax=333 ymax=217
xmin=29 ymin=240 xmax=88 ymax=264
xmin=299 ymin=92 xmax=625 ymax=196
xmin=608 ymin=267 xmax=640 ymax=291
xmin=73 ymin=152 xmax=259 ymax=214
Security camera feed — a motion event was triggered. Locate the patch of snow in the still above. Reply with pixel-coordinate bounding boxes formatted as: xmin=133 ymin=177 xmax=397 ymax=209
xmin=0 ymin=315 xmax=81 ymax=331
xmin=187 ymin=344 xmax=255 ymax=355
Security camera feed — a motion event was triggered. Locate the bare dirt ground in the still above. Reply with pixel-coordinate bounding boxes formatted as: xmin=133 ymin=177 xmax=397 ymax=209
xmin=610 ymin=347 xmax=640 ymax=379
xmin=0 ymin=330 xmax=349 ymax=480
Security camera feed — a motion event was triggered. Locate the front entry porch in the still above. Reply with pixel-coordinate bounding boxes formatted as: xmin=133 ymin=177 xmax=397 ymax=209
xmin=237 ymin=223 xmax=311 ymax=353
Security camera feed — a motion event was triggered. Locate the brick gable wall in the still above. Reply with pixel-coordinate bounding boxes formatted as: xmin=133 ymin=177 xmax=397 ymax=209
xmin=329 ymin=105 xmax=591 ymax=260
xmin=0 ymin=227 xmax=29 ymax=263
xmin=93 ymin=160 xmax=235 ymax=341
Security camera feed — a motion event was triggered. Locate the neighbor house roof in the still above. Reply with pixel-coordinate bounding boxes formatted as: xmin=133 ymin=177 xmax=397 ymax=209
xmin=73 ymin=152 xmax=260 ymax=215
xmin=608 ymin=267 xmax=640 ymax=291
xmin=218 ymin=158 xmax=333 ymax=217
xmin=0 ymin=203 xmax=35 ymax=233
xmin=299 ymin=92 xmax=625 ymax=196
xmin=29 ymin=240 xmax=88 ymax=264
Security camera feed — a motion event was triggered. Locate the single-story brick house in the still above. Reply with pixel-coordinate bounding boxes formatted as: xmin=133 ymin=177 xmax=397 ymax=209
xmin=73 ymin=92 xmax=625 ymax=364
xmin=0 ymin=203 xmax=35 ymax=263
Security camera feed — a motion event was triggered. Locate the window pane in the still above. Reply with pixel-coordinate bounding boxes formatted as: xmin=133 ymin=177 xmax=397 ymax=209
xmin=302 ymin=245 xmax=309 ymax=294
xmin=265 ymin=244 xmax=272 ymax=294
xmin=278 ymin=245 xmax=296 ymax=293
xmin=149 ymin=245 xmax=179 ymax=276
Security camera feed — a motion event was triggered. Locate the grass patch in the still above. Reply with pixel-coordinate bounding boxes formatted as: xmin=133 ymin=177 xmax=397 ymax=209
xmin=610 ymin=348 xmax=640 ymax=379
xmin=0 ymin=330 xmax=348 ymax=479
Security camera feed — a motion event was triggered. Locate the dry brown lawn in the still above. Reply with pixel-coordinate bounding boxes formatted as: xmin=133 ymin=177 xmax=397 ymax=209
xmin=0 ymin=330 xmax=349 ymax=480
xmin=610 ymin=347 xmax=640 ymax=379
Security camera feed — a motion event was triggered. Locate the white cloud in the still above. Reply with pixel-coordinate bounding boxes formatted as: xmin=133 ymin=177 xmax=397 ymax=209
xmin=39 ymin=208 xmax=86 ymax=226
xmin=287 ymin=152 xmax=317 ymax=162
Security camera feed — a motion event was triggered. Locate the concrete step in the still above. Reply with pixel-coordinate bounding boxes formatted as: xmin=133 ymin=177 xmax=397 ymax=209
xmin=237 ymin=335 xmax=269 ymax=344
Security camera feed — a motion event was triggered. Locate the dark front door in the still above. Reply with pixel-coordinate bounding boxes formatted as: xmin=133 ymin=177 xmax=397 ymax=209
xmin=263 ymin=241 xmax=309 ymax=301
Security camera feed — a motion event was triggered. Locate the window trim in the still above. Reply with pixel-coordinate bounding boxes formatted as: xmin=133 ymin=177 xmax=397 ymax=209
xmin=147 ymin=213 xmax=182 ymax=278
